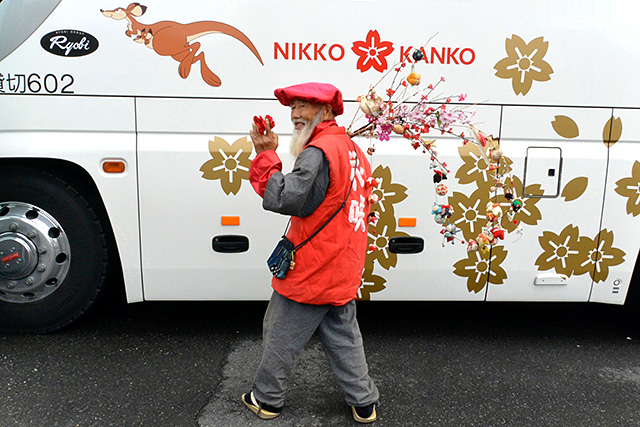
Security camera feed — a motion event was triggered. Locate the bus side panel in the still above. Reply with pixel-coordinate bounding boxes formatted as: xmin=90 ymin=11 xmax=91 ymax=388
xmin=136 ymin=97 xmax=293 ymax=300
xmin=0 ymin=95 xmax=143 ymax=302
xmin=591 ymin=109 xmax=640 ymax=304
xmin=486 ymin=106 xmax=609 ymax=302
xmin=360 ymin=105 xmax=502 ymax=301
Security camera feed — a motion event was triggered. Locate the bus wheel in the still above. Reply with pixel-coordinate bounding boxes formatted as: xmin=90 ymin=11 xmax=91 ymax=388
xmin=0 ymin=167 xmax=108 ymax=333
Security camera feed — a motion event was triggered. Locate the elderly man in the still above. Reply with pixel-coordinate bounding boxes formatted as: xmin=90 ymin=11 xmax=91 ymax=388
xmin=243 ymin=82 xmax=379 ymax=423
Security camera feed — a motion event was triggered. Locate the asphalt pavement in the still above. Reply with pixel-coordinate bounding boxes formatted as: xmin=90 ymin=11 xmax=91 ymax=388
xmin=3 ymin=293 xmax=640 ymax=426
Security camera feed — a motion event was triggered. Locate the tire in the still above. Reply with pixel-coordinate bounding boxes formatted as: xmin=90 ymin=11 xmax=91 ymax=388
xmin=0 ymin=166 xmax=108 ymax=333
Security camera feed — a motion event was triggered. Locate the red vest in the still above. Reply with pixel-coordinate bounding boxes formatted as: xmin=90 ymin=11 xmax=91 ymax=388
xmin=272 ymin=121 xmax=372 ymax=305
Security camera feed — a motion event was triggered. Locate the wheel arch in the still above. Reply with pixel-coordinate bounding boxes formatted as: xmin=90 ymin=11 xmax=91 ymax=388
xmin=0 ymin=157 xmax=125 ymax=299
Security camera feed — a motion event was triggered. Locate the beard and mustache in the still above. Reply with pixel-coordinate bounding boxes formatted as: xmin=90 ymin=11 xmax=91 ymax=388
xmin=289 ymin=110 xmax=324 ymax=158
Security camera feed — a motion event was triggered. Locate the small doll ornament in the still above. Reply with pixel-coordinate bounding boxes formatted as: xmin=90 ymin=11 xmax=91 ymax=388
xmin=512 ymin=199 xmax=523 ymax=212
xmin=476 ymin=232 xmax=491 ymax=253
xmin=365 ymin=177 xmax=378 ymax=189
xmin=440 ymin=204 xmax=454 ymax=218
xmin=368 ymin=211 xmax=380 ymax=225
xmin=490 ymin=147 xmax=503 ymax=161
xmin=358 ymin=92 xmax=383 ymax=117
xmin=441 ymin=224 xmax=460 ymax=245
xmin=504 ymin=187 xmax=514 ymax=200
xmin=486 ymin=202 xmax=502 ymax=223
xmin=490 ymin=227 xmax=505 ymax=243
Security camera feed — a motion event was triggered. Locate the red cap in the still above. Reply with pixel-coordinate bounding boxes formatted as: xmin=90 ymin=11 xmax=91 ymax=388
xmin=274 ymin=82 xmax=344 ymax=116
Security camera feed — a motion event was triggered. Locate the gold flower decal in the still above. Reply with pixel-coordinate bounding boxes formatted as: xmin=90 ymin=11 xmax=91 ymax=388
xmin=448 ymin=188 xmax=489 ymax=242
xmin=603 ymin=116 xmax=622 ymax=148
xmin=535 ymin=226 xmax=625 ymax=283
xmin=453 ymin=246 xmax=508 ymax=293
xmin=551 ymin=115 xmax=579 ymax=139
xmin=615 ymin=160 xmax=640 ymax=216
xmin=494 ymin=35 xmax=554 ymax=96
xmin=534 ymin=224 xmax=582 ymax=276
xmin=573 ymin=229 xmax=625 ymax=283
xmin=456 ymin=141 xmax=513 ymax=192
xmin=200 ymin=136 xmax=252 ymax=195
xmin=359 ymin=266 xmax=387 ymax=301
xmin=561 ymin=177 xmax=588 ymax=202
xmin=360 ymin=165 xmax=409 ymax=298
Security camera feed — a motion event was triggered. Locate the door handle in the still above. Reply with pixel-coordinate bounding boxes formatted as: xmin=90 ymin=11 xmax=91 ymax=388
xmin=388 ymin=236 xmax=424 ymax=254
xmin=212 ymin=235 xmax=249 ymax=253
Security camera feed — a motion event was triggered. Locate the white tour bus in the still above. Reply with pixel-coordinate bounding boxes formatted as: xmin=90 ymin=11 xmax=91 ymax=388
xmin=1 ymin=0 xmax=639 ymax=332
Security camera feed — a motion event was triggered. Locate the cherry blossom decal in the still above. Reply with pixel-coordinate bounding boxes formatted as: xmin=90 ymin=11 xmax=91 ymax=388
xmin=360 ymin=264 xmax=387 ymax=301
xmin=535 ymin=226 xmax=625 ymax=283
xmin=534 ymin=224 xmax=582 ymax=276
xmin=450 ymin=140 xmax=534 ymax=292
xmin=603 ymin=116 xmax=623 ymax=148
xmin=453 ymin=246 xmax=508 ymax=293
xmin=615 ymin=160 xmax=640 ymax=217
xmin=358 ymin=165 xmax=408 ymax=300
xmin=494 ymin=34 xmax=553 ymax=96
xmin=351 ymin=30 xmax=394 ymax=73
xmin=200 ymin=136 xmax=252 ymax=195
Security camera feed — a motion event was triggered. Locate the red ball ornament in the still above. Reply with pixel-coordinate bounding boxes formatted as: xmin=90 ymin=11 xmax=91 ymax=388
xmin=436 ymin=183 xmax=448 ymax=196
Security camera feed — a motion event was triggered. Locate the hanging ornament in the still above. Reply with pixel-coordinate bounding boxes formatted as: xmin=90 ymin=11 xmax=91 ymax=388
xmin=412 ymin=48 xmax=424 ymax=61
xmin=358 ymin=92 xmax=383 ymax=117
xmin=476 ymin=233 xmax=491 ymax=253
xmin=407 ymin=72 xmax=421 ymax=86
xmin=365 ymin=177 xmax=378 ymax=188
xmin=512 ymin=199 xmax=523 ymax=212
xmin=490 ymin=227 xmax=505 ymax=242
xmin=486 ymin=202 xmax=502 ymax=223
xmin=368 ymin=211 xmax=381 ymax=225
xmin=504 ymin=187 xmax=514 ymax=200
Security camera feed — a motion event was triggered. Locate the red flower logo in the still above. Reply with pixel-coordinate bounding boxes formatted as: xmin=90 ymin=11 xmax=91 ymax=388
xmin=352 ymin=30 xmax=394 ymax=73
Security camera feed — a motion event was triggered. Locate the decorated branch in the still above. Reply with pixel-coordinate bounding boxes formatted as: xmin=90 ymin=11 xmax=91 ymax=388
xmin=348 ymin=47 xmax=524 ymax=253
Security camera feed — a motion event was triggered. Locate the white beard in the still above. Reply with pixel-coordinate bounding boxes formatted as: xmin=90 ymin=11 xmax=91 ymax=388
xmin=289 ymin=110 xmax=324 ymax=158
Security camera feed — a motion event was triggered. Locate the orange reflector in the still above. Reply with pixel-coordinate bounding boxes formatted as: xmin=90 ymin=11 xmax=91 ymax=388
xmin=398 ymin=217 xmax=417 ymax=227
xmin=221 ymin=216 xmax=240 ymax=226
xmin=102 ymin=161 xmax=126 ymax=173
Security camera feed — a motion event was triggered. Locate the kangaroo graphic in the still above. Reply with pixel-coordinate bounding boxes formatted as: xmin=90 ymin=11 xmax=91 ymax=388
xmin=101 ymin=3 xmax=264 ymax=87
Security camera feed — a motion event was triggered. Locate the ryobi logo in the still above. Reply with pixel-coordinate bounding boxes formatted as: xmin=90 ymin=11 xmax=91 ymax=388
xmin=41 ymin=30 xmax=99 ymax=57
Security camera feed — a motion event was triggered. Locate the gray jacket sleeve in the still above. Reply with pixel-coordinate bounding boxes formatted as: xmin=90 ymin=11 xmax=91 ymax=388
xmin=262 ymin=147 xmax=330 ymax=217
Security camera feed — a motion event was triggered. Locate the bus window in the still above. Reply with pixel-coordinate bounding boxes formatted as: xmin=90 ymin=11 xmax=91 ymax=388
xmin=0 ymin=0 xmax=61 ymax=63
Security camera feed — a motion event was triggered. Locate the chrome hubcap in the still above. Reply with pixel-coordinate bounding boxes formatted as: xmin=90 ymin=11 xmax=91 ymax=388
xmin=0 ymin=202 xmax=71 ymax=303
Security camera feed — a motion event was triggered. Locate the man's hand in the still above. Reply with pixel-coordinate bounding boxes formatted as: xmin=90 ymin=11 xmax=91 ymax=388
xmin=250 ymin=120 xmax=278 ymax=155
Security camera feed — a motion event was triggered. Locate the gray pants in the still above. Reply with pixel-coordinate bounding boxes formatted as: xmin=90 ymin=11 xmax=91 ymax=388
xmin=252 ymin=291 xmax=379 ymax=409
